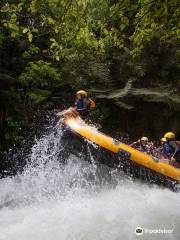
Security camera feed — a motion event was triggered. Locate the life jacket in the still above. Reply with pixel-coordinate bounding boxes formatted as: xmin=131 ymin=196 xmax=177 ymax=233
xmin=76 ymin=99 xmax=84 ymax=110
xmin=83 ymin=97 xmax=90 ymax=111
xmin=89 ymin=98 xmax=95 ymax=109
xmin=162 ymin=142 xmax=171 ymax=158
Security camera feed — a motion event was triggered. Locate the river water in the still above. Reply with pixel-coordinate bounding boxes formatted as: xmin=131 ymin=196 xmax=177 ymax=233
xmin=0 ymin=122 xmax=180 ymax=240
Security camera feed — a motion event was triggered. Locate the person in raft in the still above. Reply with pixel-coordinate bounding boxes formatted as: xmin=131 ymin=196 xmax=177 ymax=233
xmin=159 ymin=137 xmax=169 ymax=158
xmin=154 ymin=137 xmax=170 ymax=162
xmin=163 ymin=132 xmax=180 ymax=165
xmin=74 ymin=90 xmax=95 ymax=118
xmin=130 ymin=136 xmax=154 ymax=154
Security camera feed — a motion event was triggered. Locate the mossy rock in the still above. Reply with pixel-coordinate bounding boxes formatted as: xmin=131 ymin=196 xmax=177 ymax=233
xmin=91 ymin=83 xmax=180 ymax=111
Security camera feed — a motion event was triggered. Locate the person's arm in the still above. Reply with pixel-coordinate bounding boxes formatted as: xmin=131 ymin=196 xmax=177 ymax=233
xmin=172 ymin=144 xmax=180 ymax=158
xmin=74 ymin=99 xmax=78 ymax=108
xmin=130 ymin=140 xmax=139 ymax=147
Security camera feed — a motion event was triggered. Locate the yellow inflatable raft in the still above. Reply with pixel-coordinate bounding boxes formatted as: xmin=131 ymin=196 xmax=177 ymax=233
xmin=58 ymin=108 xmax=180 ymax=184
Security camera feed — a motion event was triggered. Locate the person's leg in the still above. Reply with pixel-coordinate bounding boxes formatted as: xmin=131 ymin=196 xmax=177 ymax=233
xmin=80 ymin=110 xmax=89 ymax=120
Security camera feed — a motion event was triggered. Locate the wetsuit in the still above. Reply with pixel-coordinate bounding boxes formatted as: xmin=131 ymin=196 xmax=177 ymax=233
xmin=75 ymin=97 xmax=90 ymax=118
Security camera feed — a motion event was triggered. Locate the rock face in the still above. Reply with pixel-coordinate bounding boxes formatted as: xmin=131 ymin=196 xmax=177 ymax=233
xmin=91 ymin=82 xmax=180 ymax=138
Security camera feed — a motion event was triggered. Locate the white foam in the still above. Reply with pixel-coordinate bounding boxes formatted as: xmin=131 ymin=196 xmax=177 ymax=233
xmin=0 ymin=122 xmax=179 ymax=240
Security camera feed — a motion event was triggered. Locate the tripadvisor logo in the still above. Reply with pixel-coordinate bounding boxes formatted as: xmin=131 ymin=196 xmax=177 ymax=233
xmin=135 ymin=226 xmax=174 ymax=235
xmin=135 ymin=227 xmax=143 ymax=235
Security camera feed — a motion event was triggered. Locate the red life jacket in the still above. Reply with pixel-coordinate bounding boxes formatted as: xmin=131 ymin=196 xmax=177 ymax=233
xmin=89 ymin=98 xmax=95 ymax=109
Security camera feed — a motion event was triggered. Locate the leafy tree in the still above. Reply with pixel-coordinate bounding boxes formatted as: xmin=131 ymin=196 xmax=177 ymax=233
xmin=0 ymin=0 xmax=179 ymax=149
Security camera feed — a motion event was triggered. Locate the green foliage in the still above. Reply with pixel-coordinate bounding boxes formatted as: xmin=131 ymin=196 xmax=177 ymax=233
xmin=18 ymin=60 xmax=61 ymax=108
xmin=131 ymin=0 xmax=179 ymax=56
xmin=19 ymin=60 xmax=61 ymax=89
xmin=89 ymin=104 xmax=110 ymax=124
xmin=0 ymin=0 xmax=179 ymax=149
xmin=26 ymin=89 xmax=51 ymax=105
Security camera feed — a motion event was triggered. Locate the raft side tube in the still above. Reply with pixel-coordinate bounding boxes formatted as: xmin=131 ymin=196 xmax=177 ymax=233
xmin=60 ymin=114 xmax=180 ymax=182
